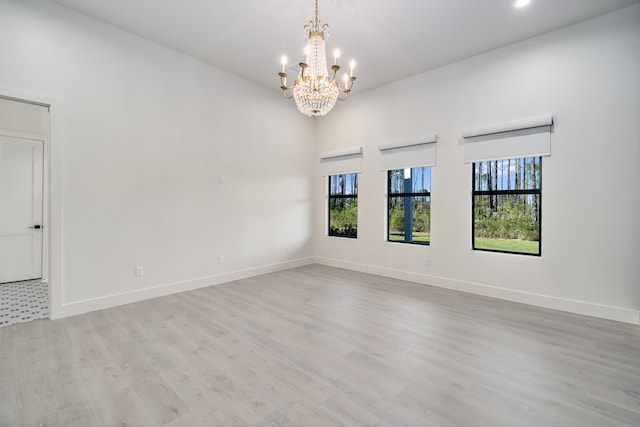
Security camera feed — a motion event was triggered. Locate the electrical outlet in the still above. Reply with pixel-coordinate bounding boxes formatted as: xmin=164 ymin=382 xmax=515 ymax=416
xmin=217 ymin=175 xmax=225 ymax=184
xmin=423 ymin=257 xmax=430 ymax=266
xmin=135 ymin=266 xmax=144 ymax=277
xmin=218 ymin=255 xmax=224 ymax=264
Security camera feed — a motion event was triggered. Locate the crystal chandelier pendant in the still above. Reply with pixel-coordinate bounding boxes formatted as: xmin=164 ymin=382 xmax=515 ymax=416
xmin=278 ymin=0 xmax=356 ymax=117
xmin=293 ymin=32 xmax=339 ymax=116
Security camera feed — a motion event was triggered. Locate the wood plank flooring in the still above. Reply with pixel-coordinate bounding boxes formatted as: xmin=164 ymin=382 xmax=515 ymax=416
xmin=1 ymin=264 xmax=639 ymax=426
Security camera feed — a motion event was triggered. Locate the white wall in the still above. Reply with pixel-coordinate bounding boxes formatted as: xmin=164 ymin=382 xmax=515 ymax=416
xmin=315 ymin=5 xmax=640 ymax=324
xmin=1 ymin=1 xmax=638 ymax=324
xmin=0 ymin=0 xmax=316 ymax=318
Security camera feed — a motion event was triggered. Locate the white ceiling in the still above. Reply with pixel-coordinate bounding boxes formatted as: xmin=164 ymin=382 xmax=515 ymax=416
xmin=52 ymin=0 xmax=639 ymax=94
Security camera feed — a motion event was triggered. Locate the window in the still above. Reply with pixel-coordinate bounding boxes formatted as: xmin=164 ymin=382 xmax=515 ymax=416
xmin=388 ymin=166 xmax=431 ymax=245
xmin=328 ymin=173 xmax=358 ymax=238
xmin=464 ymin=115 xmax=552 ymax=256
xmin=472 ymin=157 xmax=541 ymax=256
xmin=321 ymin=146 xmax=361 ymax=239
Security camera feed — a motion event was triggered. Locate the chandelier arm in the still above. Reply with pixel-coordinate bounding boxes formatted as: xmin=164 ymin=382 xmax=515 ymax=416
xmin=299 ymin=62 xmax=308 ymax=79
xmin=338 ymin=75 xmax=356 ymax=94
xmin=330 ymin=64 xmax=340 ymax=81
xmin=347 ymin=76 xmax=356 ymax=90
xmin=279 ymin=71 xmax=292 ymax=93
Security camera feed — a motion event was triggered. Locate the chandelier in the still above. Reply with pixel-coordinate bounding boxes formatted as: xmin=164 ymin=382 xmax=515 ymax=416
xmin=278 ymin=0 xmax=356 ymax=117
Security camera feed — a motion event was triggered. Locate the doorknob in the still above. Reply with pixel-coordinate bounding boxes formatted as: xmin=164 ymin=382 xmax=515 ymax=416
xmin=29 ymin=225 xmax=41 ymax=229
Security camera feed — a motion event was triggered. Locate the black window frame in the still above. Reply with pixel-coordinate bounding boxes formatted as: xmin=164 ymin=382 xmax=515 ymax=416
xmin=387 ymin=167 xmax=431 ymax=246
xmin=472 ymin=157 xmax=542 ymax=256
xmin=328 ymin=173 xmax=358 ymax=239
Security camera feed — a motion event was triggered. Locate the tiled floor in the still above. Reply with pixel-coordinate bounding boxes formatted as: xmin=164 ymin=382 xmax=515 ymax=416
xmin=0 ymin=279 xmax=49 ymax=327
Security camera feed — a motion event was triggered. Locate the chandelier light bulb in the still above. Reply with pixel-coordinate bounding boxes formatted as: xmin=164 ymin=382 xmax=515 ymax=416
xmin=281 ymin=56 xmax=287 ymax=73
xmin=334 ymin=49 xmax=340 ymax=65
xmin=349 ymin=60 xmax=355 ymax=76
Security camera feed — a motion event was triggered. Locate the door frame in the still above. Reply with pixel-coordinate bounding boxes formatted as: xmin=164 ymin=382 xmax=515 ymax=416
xmin=1 ymin=86 xmax=62 ymax=319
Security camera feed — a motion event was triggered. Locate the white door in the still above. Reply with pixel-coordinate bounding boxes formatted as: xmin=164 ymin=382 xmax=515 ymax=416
xmin=0 ymin=135 xmax=43 ymax=283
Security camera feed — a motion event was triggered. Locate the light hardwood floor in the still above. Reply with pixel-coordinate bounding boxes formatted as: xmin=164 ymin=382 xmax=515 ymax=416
xmin=1 ymin=265 xmax=639 ymax=426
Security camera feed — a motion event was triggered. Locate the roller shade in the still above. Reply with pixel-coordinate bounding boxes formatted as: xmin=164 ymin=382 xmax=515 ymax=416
xmin=463 ymin=115 xmax=553 ymax=163
xmin=320 ymin=146 xmax=362 ymax=175
xmin=378 ymin=135 xmax=437 ymax=170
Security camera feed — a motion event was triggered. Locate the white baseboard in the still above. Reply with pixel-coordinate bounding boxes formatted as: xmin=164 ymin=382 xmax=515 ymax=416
xmin=314 ymin=256 xmax=640 ymax=325
xmin=55 ymin=256 xmax=639 ymax=325
xmin=56 ymin=257 xmax=315 ymax=319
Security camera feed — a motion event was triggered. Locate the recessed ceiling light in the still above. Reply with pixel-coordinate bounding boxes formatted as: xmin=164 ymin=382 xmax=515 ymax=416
xmin=515 ymin=0 xmax=531 ymax=7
